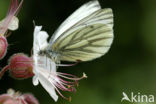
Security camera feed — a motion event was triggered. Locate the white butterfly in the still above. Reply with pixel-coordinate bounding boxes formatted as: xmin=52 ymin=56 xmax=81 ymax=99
xmin=38 ymin=0 xmax=114 ymax=63
xmin=32 ymin=0 xmax=113 ymax=102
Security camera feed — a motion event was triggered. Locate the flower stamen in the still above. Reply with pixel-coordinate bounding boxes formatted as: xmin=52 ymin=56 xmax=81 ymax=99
xmin=49 ymin=72 xmax=87 ymax=101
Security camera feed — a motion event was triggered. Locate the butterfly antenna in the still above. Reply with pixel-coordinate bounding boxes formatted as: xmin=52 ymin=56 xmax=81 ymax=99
xmin=33 ymin=20 xmax=36 ymax=28
xmin=30 ymin=47 xmax=33 ymax=56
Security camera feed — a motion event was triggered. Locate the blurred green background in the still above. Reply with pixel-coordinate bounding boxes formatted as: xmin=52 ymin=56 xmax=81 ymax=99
xmin=1 ymin=0 xmax=156 ymax=104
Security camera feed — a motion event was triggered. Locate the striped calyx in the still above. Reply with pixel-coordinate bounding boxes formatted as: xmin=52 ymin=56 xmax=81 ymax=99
xmin=0 ymin=36 xmax=8 ymax=60
xmin=0 ymin=53 xmax=34 ymax=79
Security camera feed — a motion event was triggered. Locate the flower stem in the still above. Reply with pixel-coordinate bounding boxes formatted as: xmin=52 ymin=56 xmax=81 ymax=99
xmin=0 ymin=65 xmax=9 ymax=79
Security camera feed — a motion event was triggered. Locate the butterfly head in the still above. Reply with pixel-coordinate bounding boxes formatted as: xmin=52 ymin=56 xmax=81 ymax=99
xmin=38 ymin=49 xmax=60 ymax=63
xmin=38 ymin=50 xmax=47 ymax=56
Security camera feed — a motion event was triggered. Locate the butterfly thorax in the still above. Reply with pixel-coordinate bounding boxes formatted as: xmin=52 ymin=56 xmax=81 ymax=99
xmin=38 ymin=50 xmax=61 ymax=63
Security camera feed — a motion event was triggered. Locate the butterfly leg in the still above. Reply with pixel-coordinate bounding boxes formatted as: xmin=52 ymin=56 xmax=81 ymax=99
xmin=57 ymin=60 xmax=81 ymax=67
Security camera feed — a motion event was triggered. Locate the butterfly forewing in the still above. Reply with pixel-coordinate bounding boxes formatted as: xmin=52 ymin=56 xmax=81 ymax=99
xmin=49 ymin=0 xmax=101 ymax=44
xmin=48 ymin=8 xmax=113 ymax=62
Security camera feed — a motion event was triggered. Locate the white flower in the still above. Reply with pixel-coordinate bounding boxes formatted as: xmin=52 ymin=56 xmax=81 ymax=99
xmin=32 ymin=26 xmax=87 ymax=102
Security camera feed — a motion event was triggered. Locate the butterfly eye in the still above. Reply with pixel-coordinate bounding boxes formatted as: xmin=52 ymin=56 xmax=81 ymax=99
xmin=38 ymin=50 xmax=45 ymax=56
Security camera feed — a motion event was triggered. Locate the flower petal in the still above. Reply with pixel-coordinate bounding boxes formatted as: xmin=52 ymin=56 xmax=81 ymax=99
xmin=7 ymin=16 xmax=19 ymax=31
xmin=0 ymin=16 xmax=19 ymax=31
xmin=33 ymin=26 xmax=42 ymax=55
xmin=37 ymin=31 xmax=49 ymax=50
xmin=36 ymin=67 xmax=58 ymax=102
xmin=32 ymin=75 xmax=39 ymax=86
xmin=33 ymin=26 xmax=49 ymax=54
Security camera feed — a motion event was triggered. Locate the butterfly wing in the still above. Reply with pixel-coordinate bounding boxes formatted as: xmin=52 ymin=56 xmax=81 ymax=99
xmin=49 ymin=0 xmax=101 ymax=44
xmin=48 ymin=1 xmax=113 ymax=62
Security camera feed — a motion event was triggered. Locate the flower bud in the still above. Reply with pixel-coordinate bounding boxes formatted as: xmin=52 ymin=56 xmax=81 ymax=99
xmin=3 ymin=99 xmax=19 ymax=104
xmin=0 ymin=89 xmax=39 ymax=104
xmin=0 ymin=0 xmax=23 ymax=60
xmin=0 ymin=36 xmax=8 ymax=60
xmin=23 ymin=94 xmax=39 ymax=104
xmin=0 ymin=53 xmax=34 ymax=79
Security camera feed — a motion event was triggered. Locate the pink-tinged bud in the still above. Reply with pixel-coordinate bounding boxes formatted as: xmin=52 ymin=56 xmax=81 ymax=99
xmin=0 ymin=53 xmax=34 ymax=79
xmin=0 ymin=89 xmax=39 ymax=104
xmin=0 ymin=95 xmax=12 ymax=103
xmin=0 ymin=36 xmax=8 ymax=60
xmin=2 ymin=99 xmax=20 ymax=104
xmin=0 ymin=0 xmax=23 ymax=60
xmin=23 ymin=94 xmax=39 ymax=104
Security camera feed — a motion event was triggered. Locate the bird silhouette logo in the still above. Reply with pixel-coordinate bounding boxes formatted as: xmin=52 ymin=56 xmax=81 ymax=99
xmin=121 ymin=92 xmax=131 ymax=102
